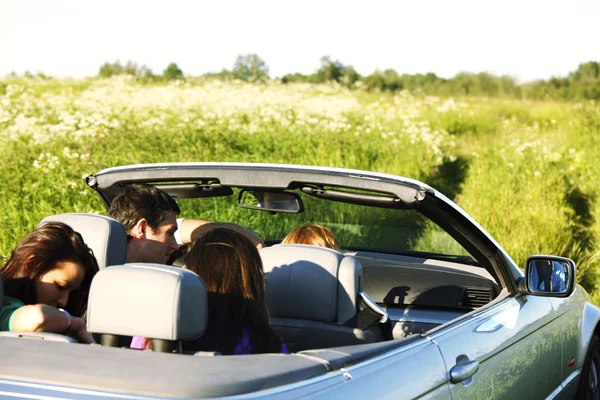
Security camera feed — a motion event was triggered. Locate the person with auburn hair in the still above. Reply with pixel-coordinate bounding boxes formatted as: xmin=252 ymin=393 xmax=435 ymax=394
xmin=0 ymin=222 xmax=99 ymax=343
xmin=132 ymin=228 xmax=286 ymax=354
xmin=281 ymin=223 xmax=340 ymax=252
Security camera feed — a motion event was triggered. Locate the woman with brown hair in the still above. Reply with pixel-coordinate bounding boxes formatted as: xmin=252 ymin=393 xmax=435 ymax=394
xmin=281 ymin=223 xmax=341 ymax=252
xmin=189 ymin=228 xmax=287 ymax=354
xmin=131 ymin=228 xmax=286 ymax=354
xmin=184 ymin=228 xmax=286 ymax=354
xmin=0 ymin=222 xmax=99 ymax=343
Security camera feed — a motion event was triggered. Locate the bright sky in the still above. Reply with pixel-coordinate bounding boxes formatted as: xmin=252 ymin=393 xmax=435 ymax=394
xmin=1 ymin=0 xmax=599 ymax=82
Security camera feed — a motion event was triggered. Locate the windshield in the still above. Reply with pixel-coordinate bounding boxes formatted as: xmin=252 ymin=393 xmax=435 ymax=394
xmin=177 ymin=188 xmax=474 ymax=261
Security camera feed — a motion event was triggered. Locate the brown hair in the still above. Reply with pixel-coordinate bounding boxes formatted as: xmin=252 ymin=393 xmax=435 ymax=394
xmin=1 ymin=222 xmax=99 ymax=317
xmin=281 ymin=224 xmax=340 ymax=251
xmin=182 ymin=228 xmax=282 ymax=355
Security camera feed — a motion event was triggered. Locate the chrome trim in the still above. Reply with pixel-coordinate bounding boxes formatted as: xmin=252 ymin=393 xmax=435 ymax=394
xmin=340 ymin=368 xmax=353 ymax=380
xmin=555 ymin=369 xmax=582 ymax=397
xmin=360 ymin=291 xmax=389 ymax=323
xmin=0 ymin=392 xmax=61 ymax=400
xmin=0 ymin=379 xmax=158 ymax=399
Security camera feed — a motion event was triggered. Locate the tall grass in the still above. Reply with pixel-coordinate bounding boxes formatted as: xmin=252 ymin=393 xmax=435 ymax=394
xmin=1 ymin=76 xmax=599 ymax=300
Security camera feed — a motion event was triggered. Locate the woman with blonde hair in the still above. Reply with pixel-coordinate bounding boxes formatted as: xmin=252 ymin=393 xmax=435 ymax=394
xmin=281 ymin=224 xmax=340 ymax=252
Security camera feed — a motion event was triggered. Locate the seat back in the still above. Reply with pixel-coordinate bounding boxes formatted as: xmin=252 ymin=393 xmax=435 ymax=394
xmin=39 ymin=213 xmax=127 ymax=269
xmin=261 ymin=244 xmax=383 ymax=352
xmin=87 ymin=264 xmax=207 ymax=352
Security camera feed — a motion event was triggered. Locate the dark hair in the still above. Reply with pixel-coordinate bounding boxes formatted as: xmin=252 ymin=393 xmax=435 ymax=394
xmin=1 ymin=222 xmax=99 ymax=317
xmin=108 ymin=183 xmax=180 ymax=233
xmin=182 ymin=228 xmax=282 ymax=355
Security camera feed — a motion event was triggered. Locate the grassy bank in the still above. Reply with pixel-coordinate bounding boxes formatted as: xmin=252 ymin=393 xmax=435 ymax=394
xmin=1 ymin=76 xmax=599 ymax=301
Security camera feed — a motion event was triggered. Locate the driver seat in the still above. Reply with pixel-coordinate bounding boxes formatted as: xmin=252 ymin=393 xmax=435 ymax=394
xmin=260 ymin=244 xmax=388 ymax=352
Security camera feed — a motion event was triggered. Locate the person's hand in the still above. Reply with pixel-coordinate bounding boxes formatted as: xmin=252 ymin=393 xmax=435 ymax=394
xmin=69 ymin=317 xmax=96 ymax=344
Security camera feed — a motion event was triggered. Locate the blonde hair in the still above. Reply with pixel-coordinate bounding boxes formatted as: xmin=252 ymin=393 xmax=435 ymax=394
xmin=281 ymin=224 xmax=340 ymax=251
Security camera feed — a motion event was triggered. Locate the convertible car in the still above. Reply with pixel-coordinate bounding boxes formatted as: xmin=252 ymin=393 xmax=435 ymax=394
xmin=1 ymin=162 xmax=599 ymax=399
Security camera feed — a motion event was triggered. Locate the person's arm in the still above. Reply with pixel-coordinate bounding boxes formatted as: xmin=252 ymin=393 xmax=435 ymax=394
xmin=178 ymin=219 xmax=265 ymax=249
xmin=9 ymin=305 xmax=95 ymax=344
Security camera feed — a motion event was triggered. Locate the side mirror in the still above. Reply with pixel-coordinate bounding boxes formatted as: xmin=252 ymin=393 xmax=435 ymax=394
xmin=238 ymin=190 xmax=304 ymax=214
xmin=524 ymin=255 xmax=576 ymax=297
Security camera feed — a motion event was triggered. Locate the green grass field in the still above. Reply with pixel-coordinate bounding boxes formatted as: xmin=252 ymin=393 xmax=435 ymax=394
xmin=1 ymin=76 xmax=599 ymax=301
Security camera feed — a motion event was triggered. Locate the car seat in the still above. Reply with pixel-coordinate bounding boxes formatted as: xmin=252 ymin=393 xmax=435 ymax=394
xmin=87 ymin=264 xmax=207 ymax=353
xmin=38 ymin=213 xmax=127 ymax=269
xmin=260 ymin=244 xmax=388 ymax=352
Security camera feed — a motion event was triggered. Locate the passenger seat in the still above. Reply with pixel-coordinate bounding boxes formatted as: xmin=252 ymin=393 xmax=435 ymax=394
xmin=87 ymin=264 xmax=207 ymax=353
xmin=260 ymin=244 xmax=388 ymax=352
xmin=38 ymin=213 xmax=127 ymax=269
xmin=0 ymin=214 xmax=127 ymax=343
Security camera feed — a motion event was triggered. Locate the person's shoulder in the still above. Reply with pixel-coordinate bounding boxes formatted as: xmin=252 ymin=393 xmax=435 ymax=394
xmin=234 ymin=329 xmax=252 ymax=355
xmin=0 ymin=296 xmax=26 ymax=331
xmin=2 ymin=296 xmax=25 ymax=309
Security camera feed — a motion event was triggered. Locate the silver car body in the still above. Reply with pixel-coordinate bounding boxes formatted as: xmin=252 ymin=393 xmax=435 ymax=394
xmin=1 ymin=162 xmax=599 ymax=400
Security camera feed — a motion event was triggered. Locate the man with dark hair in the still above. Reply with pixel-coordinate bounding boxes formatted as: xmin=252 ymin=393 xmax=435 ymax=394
xmin=109 ymin=183 xmax=263 ymax=265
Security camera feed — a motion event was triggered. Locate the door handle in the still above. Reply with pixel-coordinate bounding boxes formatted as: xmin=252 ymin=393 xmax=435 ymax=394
xmin=450 ymin=360 xmax=480 ymax=383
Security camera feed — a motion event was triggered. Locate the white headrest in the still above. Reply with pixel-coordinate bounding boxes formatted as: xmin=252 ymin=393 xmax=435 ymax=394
xmin=39 ymin=213 xmax=127 ymax=269
xmin=260 ymin=244 xmax=362 ymax=324
xmin=87 ymin=264 xmax=207 ymax=341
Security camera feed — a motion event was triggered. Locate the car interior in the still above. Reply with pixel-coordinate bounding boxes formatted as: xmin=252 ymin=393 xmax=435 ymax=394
xmin=0 ymin=213 xmax=426 ymax=398
xmin=0 ymin=180 xmax=505 ymax=397
xmin=0 ymin=207 xmax=500 ymax=348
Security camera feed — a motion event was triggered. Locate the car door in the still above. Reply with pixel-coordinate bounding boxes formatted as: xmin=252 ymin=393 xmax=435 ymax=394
xmin=545 ymin=287 xmax=588 ymax=384
xmin=431 ymin=294 xmax=562 ymax=399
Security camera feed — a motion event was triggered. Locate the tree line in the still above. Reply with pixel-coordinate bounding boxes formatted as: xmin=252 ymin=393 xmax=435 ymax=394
xmin=48 ymin=56 xmax=600 ymax=101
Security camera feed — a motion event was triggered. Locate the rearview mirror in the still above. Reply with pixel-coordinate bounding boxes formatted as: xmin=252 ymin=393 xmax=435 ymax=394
xmin=524 ymin=255 xmax=576 ymax=297
xmin=238 ymin=190 xmax=304 ymax=214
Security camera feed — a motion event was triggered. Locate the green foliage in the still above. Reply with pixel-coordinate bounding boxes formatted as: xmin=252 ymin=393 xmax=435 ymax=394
xmin=362 ymin=71 xmax=386 ymax=91
xmin=341 ymin=66 xmax=360 ymax=87
xmin=98 ymin=60 xmax=154 ymax=80
xmin=570 ymin=61 xmax=600 ymax=81
xmin=279 ymin=56 xmax=600 ymax=100
xmin=1 ymin=77 xmax=600 ymax=302
xmin=163 ymin=63 xmax=184 ymax=81
xmin=315 ymin=56 xmax=344 ymax=83
xmin=232 ymin=54 xmax=269 ymax=81
xmin=281 ymin=72 xmax=309 ymax=84
xmin=523 ymin=62 xmax=600 ymax=100
xmin=203 ymin=69 xmax=235 ymax=80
